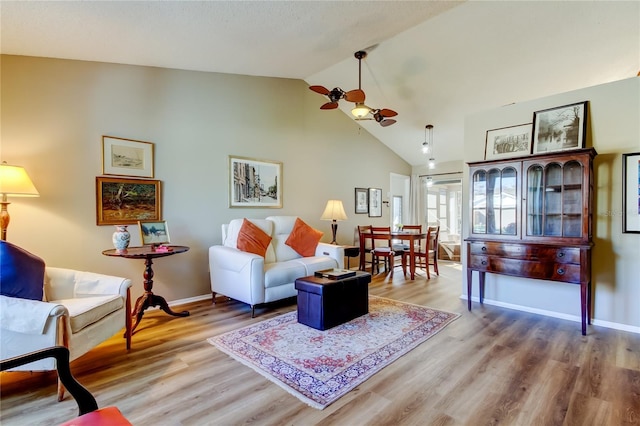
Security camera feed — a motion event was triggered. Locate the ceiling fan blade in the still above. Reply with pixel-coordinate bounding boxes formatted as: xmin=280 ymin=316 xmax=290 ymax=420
xmin=379 ymin=119 xmax=397 ymax=127
xmin=345 ymin=89 xmax=365 ymax=103
xmin=320 ymin=102 xmax=339 ymax=110
xmin=309 ymin=85 xmax=330 ymax=95
xmin=378 ymin=108 xmax=398 ymax=117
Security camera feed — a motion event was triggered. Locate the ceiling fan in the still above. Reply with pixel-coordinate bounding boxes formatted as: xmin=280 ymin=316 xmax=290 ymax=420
xmin=310 ymin=50 xmax=398 ymax=127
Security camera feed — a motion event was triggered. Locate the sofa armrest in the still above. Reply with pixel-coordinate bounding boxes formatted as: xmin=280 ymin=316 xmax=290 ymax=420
xmin=209 ymin=245 xmax=264 ymax=273
xmin=46 ymin=267 xmax=132 ymax=299
xmin=0 ymin=295 xmax=67 ymax=334
xmin=315 ymin=243 xmax=345 ymax=269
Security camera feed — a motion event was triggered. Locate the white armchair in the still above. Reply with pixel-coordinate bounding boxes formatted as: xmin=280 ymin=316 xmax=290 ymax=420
xmin=1 ymin=242 xmax=132 ymax=401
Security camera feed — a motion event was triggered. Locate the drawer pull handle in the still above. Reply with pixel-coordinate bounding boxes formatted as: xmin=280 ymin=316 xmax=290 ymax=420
xmin=481 ymin=260 xmax=487 ymax=266
xmin=557 ymin=268 xmax=565 ymax=275
xmin=481 ymin=246 xmax=487 ymax=252
xmin=558 ymin=252 xmax=565 ymax=258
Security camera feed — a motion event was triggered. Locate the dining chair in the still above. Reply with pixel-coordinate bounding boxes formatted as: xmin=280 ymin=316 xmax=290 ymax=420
xmin=357 ymin=225 xmax=373 ymax=271
xmin=402 ymin=227 xmax=432 ymax=279
xmin=371 ymin=226 xmax=395 ymax=276
xmin=427 ymin=225 xmax=440 ymax=276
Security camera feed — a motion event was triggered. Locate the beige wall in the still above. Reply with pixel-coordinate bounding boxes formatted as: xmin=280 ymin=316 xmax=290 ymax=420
xmin=1 ymin=55 xmax=410 ymax=303
xmin=463 ymin=77 xmax=640 ymax=331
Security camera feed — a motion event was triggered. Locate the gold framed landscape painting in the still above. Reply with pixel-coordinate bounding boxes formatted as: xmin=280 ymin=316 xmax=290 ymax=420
xmin=102 ymin=135 xmax=154 ymax=178
xmin=96 ymin=177 xmax=161 ymax=225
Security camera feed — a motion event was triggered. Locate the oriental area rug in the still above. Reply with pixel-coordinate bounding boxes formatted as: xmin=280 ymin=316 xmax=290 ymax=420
xmin=207 ymin=296 xmax=459 ymax=409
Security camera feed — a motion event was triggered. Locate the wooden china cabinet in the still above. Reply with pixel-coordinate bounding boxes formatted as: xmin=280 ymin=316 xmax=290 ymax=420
xmin=465 ymin=147 xmax=596 ymax=335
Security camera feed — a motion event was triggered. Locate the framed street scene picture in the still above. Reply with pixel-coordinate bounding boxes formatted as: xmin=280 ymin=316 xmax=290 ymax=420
xmin=229 ymin=156 xmax=282 ymax=208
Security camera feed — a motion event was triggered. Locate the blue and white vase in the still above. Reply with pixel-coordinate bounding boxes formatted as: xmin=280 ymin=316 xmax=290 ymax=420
xmin=112 ymin=225 xmax=131 ymax=252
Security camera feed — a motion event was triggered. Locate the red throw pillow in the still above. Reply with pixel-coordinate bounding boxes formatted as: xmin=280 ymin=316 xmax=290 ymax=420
xmin=285 ymin=218 xmax=323 ymax=257
xmin=237 ymin=219 xmax=272 ymax=257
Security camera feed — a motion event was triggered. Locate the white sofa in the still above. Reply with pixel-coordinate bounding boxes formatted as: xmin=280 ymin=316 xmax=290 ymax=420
xmin=209 ymin=216 xmax=344 ymax=316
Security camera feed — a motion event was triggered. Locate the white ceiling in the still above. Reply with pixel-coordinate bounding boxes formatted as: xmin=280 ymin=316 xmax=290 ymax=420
xmin=2 ymin=1 xmax=638 ymax=166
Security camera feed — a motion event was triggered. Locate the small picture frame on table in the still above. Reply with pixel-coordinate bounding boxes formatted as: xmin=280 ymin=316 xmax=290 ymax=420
xmin=355 ymin=188 xmax=368 ymax=214
xmin=368 ymin=188 xmax=382 ymax=217
xmin=139 ymin=221 xmax=171 ymax=246
xmin=622 ymin=152 xmax=640 ymax=234
xmin=532 ymin=101 xmax=587 ymax=154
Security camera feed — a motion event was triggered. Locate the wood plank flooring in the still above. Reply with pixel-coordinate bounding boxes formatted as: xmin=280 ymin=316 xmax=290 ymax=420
xmin=1 ymin=262 xmax=639 ymax=425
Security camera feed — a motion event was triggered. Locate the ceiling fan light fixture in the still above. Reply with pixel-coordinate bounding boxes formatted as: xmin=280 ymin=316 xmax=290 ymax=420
xmin=351 ymin=103 xmax=370 ymax=119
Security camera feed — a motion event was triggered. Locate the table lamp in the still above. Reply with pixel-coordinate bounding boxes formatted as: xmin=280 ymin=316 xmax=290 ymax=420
xmin=0 ymin=162 xmax=39 ymax=241
xmin=320 ymin=199 xmax=348 ymax=244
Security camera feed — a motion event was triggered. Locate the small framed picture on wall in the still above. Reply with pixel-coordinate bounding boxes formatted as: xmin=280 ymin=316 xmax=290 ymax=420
xmin=355 ymin=188 xmax=368 ymax=214
xmin=368 ymin=188 xmax=382 ymax=217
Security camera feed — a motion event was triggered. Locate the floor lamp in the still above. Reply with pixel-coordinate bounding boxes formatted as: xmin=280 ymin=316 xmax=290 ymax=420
xmin=320 ymin=200 xmax=348 ymax=245
xmin=0 ymin=162 xmax=39 ymax=241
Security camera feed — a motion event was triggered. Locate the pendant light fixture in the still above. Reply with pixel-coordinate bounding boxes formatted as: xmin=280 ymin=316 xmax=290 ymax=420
xmin=425 ymin=124 xmax=436 ymax=169
xmin=421 ymin=124 xmax=430 ymax=154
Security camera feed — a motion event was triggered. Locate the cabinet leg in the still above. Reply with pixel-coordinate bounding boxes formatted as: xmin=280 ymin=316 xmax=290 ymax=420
xmin=467 ymin=269 xmax=473 ymax=311
xmin=580 ymin=281 xmax=588 ymax=336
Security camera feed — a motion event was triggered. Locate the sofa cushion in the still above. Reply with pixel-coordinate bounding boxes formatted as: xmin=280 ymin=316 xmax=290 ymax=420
xmin=236 ymin=219 xmax=273 ymax=257
xmin=52 ymin=295 xmax=123 ymax=333
xmin=294 ymin=256 xmax=340 ymax=275
xmin=0 ymin=240 xmax=45 ymax=301
xmin=264 ymin=260 xmax=307 ymax=289
xmin=285 ymin=218 xmax=323 ymax=257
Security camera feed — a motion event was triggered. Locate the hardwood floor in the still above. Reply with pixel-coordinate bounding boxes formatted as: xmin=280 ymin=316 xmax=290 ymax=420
xmin=1 ymin=261 xmax=639 ymax=425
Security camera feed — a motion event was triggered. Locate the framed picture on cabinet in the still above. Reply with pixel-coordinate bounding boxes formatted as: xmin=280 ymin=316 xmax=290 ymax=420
xmin=368 ymin=188 xmax=382 ymax=217
xmin=485 ymin=123 xmax=532 ymax=160
xmin=102 ymin=136 xmax=154 ymax=178
xmin=229 ymin=156 xmax=282 ymax=208
xmin=622 ymin=152 xmax=640 ymax=233
xmin=96 ymin=177 xmax=161 ymax=225
xmin=532 ymin=101 xmax=587 ymax=154
xmin=355 ymin=187 xmax=368 ymax=214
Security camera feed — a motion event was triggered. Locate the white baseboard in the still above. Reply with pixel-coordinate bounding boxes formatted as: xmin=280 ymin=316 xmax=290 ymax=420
xmin=145 ymin=293 xmax=212 ymax=311
xmin=460 ymin=295 xmax=640 ymax=334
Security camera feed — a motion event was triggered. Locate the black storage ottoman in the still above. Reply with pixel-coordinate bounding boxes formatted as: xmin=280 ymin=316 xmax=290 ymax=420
xmin=295 ymin=271 xmax=371 ymax=331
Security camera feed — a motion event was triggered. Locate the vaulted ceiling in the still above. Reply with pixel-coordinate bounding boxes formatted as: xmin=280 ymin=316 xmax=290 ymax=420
xmin=2 ymin=1 xmax=638 ymax=166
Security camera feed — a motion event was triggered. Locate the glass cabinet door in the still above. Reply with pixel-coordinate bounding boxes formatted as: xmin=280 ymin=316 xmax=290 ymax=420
xmin=526 ymin=160 xmax=584 ymax=237
xmin=471 ymin=166 xmax=517 ymax=236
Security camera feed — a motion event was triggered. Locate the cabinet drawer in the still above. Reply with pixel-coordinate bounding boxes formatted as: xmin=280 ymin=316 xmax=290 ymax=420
xmin=469 ymin=255 xmax=582 ymax=283
xmin=468 ymin=242 xmax=580 ymax=264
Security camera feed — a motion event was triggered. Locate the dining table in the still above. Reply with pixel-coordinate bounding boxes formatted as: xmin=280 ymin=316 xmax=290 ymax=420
xmin=358 ymin=229 xmax=428 ymax=280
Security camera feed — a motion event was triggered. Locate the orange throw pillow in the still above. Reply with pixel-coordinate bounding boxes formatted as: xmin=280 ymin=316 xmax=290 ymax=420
xmin=285 ymin=218 xmax=323 ymax=257
xmin=237 ymin=219 xmax=272 ymax=257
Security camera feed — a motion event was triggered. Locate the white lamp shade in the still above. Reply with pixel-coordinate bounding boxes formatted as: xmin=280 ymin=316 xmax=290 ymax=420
xmin=351 ymin=103 xmax=370 ymax=119
xmin=0 ymin=163 xmax=39 ymax=196
xmin=320 ymin=200 xmax=348 ymax=221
